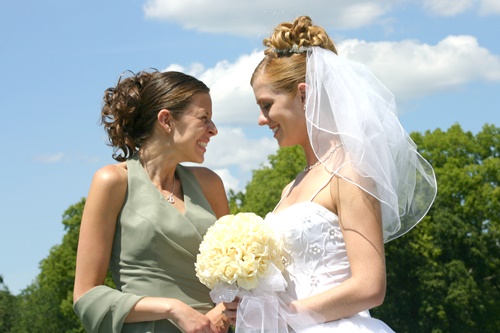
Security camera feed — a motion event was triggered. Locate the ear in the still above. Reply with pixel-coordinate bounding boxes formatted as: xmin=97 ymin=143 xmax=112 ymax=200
xmin=298 ymin=83 xmax=307 ymax=103
xmin=157 ymin=109 xmax=172 ymax=132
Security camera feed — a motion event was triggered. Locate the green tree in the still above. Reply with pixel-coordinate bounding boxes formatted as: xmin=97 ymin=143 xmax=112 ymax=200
xmin=373 ymin=124 xmax=500 ymax=332
xmin=11 ymin=197 xmax=117 ymax=333
xmin=0 ymin=276 xmax=16 ymax=333
xmin=11 ymin=199 xmax=86 ymax=333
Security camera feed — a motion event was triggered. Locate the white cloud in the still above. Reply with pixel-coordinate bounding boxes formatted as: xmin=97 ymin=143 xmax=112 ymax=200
xmin=479 ymin=0 xmax=500 ymax=15
xmin=188 ymin=35 xmax=500 ymax=119
xmin=204 ymin=126 xmax=277 ymax=169
xmin=164 ymin=62 xmax=206 ymax=77
xmin=34 ymin=152 xmax=64 ymax=163
xmin=143 ymin=0 xmax=399 ymax=36
xmin=164 ymin=50 xmax=263 ymax=124
xmin=211 ymin=168 xmax=240 ymax=194
xmin=33 ymin=153 xmax=101 ymax=165
xmin=422 ymin=0 xmax=500 ymax=16
xmin=144 ymin=0 xmax=499 ymax=37
xmin=183 ymin=125 xmax=277 ymax=192
xmin=75 ymin=155 xmax=101 ymax=164
xmin=423 ymin=0 xmax=475 ymax=16
xmin=201 ymin=51 xmax=264 ymax=125
xmin=339 ymin=35 xmax=500 ymax=100
xmin=200 ymin=126 xmax=278 ymax=192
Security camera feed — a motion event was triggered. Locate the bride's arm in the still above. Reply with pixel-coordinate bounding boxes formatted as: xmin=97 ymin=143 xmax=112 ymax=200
xmin=291 ymin=175 xmax=386 ymax=322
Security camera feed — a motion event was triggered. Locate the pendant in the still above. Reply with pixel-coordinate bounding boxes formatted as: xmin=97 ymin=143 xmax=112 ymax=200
xmin=167 ymin=196 xmax=175 ymax=204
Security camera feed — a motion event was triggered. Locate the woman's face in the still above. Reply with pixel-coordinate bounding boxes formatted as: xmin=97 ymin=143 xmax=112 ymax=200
xmin=171 ymin=93 xmax=217 ymax=163
xmin=252 ymin=75 xmax=308 ymax=148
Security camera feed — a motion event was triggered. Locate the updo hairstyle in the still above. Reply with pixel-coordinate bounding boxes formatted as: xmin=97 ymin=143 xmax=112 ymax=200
xmin=251 ymin=15 xmax=337 ymax=95
xmin=101 ymin=70 xmax=209 ymax=161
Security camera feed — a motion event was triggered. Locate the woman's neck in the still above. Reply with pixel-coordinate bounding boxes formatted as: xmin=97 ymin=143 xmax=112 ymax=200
xmin=138 ymin=146 xmax=178 ymax=189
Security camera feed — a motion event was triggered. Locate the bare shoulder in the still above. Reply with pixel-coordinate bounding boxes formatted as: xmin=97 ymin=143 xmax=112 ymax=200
xmin=186 ymin=166 xmax=229 ymax=218
xmin=332 ymin=164 xmax=382 ymax=230
xmin=186 ymin=166 xmax=223 ymax=187
xmin=92 ymin=163 xmax=128 ymax=191
xmin=332 ymin=164 xmax=378 ymax=202
xmin=84 ymin=162 xmax=128 ymax=219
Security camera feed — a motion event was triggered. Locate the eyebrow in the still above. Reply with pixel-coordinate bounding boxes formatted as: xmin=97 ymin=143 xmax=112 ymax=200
xmin=256 ymin=96 xmax=270 ymax=106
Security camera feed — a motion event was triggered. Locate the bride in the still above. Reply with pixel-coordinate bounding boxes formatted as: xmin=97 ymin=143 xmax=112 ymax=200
xmin=236 ymin=15 xmax=437 ymax=332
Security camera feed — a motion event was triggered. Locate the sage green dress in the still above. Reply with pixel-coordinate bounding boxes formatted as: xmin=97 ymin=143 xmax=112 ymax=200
xmin=74 ymin=155 xmax=216 ymax=332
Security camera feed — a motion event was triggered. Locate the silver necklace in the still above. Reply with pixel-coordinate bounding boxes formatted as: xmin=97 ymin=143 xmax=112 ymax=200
xmin=303 ymin=144 xmax=343 ymax=173
xmin=154 ymin=175 xmax=176 ymax=204
xmin=166 ymin=176 xmax=176 ymax=204
xmin=140 ymin=155 xmax=176 ymax=204
xmin=303 ymin=160 xmax=321 ymax=173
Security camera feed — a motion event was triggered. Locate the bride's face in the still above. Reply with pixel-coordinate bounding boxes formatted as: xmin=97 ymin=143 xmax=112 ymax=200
xmin=252 ymin=76 xmax=308 ymax=147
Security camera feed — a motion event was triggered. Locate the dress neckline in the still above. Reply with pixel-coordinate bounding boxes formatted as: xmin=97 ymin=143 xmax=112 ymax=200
xmin=270 ymin=201 xmax=338 ymax=219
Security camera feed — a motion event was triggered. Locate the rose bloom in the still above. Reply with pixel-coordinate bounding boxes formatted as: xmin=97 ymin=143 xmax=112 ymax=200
xmin=195 ymin=212 xmax=283 ymax=290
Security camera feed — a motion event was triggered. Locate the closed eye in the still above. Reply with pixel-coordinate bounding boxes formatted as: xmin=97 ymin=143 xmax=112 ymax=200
xmin=261 ymin=103 xmax=271 ymax=112
xmin=199 ymin=113 xmax=210 ymax=121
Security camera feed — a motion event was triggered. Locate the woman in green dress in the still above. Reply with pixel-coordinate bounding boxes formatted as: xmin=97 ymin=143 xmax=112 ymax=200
xmin=73 ymin=70 xmax=235 ymax=333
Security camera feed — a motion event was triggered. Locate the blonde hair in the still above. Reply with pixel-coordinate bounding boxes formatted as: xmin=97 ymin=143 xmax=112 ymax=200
xmin=251 ymin=16 xmax=337 ymax=95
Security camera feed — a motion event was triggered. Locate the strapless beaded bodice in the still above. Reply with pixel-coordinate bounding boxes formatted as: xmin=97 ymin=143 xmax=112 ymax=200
xmin=265 ymin=202 xmax=351 ymax=300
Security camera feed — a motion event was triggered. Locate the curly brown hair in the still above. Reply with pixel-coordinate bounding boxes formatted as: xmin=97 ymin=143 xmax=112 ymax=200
xmin=251 ymin=16 xmax=337 ymax=95
xmin=101 ymin=70 xmax=209 ymax=161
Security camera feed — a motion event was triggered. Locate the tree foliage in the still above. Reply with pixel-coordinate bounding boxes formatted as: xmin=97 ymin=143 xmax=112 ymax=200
xmin=0 ymin=276 xmax=16 ymax=333
xmin=9 ymin=198 xmax=86 ymax=333
xmin=374 ymin=124 xmax=500 ymax=333
xmin=7 ymin=198 xmax=116 ymax=333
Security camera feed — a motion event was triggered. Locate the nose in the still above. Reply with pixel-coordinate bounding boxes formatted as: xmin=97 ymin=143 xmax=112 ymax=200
xmin=257 ymin=110 xmax=269 ymax=126
xmin=208 ymin=120 xmax=218 ymax=136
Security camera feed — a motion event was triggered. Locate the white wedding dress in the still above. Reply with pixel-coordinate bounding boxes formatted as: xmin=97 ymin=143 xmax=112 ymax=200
xmin=265 ymin=199 xmax=395 ymax=332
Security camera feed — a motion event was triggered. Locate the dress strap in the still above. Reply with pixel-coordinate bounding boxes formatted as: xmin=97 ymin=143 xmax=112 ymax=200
xmin=309 ymin=173 xmax=335 ymax=202
xmin=272 ymin=180 xmax=296 ymax=213
xmin=272 ymin=173 xmax=336 ymax=212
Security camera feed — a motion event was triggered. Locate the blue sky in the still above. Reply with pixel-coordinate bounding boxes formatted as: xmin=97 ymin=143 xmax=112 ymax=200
xmin=1 ymin=0 xmax=499 ymax=295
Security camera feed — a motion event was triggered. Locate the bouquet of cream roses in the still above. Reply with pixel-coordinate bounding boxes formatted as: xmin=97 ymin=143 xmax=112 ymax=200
xmin=196 ymin=213 xmax=322 ymax=332
xmin=195 ymin=212 xmax=284 ymax=293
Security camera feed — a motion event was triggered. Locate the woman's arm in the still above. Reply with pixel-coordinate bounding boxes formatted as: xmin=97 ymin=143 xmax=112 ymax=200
xmin=292 ymin=175 xmax=386 ymax=322
xmin=126 ymin=297 xmax=218 ymax=332
xmin=73 ymin=163 xmax=127 ymax=302
xmin=74 ymin=164 xmax=220 ymax=332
